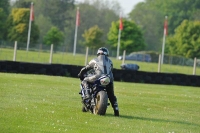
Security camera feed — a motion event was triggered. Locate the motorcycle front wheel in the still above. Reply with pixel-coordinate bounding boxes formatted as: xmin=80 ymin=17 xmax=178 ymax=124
xmin=93 ymin=91 xmax=108 ymax=115
xmin=82 ymin=105 xmax=87 ymax=112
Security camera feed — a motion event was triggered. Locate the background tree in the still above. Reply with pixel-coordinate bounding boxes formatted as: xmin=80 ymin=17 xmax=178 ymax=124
xmin=166 ymin=20 xmax=200 ymax=58
xmin=0 ymin=0 xmax=10 ymax=15
xmin=12 ymin=0 xmax=74 ymax=49
xmin=82 ymin=25 xmax=104 ymax=51
xmin=107 ymin=19 xmax=146 ymax=55
xmin=129 ymin=0 xmax=200 ymax=52
xmin=12 ymin=0 xmax=31 ymax=8
xmin=41 ymin=0 xmax=74 ymax=31
xmin=86 ymin=0 xmax=122 ymax=15
xmin=129 ymin=2 xmax=163 ymax=51
xmin=0 ymin=8 xmax=7 ymax=40
xmin=12 ymin=0 xmax=75 ymax=31
xmin=36 ymin=14 xmax=53 ymax=43
xmin=43 ymin=26 xmax=64 ymax=50
xmin=64 ymin=0 xmax=120 ymax=52
xmin=6 ymin=8 xmax=39 ymax=43
xmin=10 ymin=0 xmax=121 ymax=53
xmin=0 ymin=0 xmax=10 ymax=40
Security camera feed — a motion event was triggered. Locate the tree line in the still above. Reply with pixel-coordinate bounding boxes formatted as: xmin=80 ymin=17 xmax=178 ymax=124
xmin=129 ymin=0 xmax=200 ymax=58
xmin=0 ymin=0 xmax=200 ymax=58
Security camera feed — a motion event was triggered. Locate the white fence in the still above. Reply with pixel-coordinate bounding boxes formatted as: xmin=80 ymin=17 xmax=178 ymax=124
xmin=0 ymin=41 xmax=199 ymax=75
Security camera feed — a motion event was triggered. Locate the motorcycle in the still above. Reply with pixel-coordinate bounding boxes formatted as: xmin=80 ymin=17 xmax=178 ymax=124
xmin=79 ymin=74 xmax=110 ymax=115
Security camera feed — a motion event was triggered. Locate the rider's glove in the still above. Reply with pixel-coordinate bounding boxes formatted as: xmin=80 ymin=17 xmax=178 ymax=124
xmin=78 ymin=72 xmax=84 ymax=80
xmin=78 ymin=67 xmax=88 ymax=80
xmin=78 ymin=72 xmax=82 ymax=78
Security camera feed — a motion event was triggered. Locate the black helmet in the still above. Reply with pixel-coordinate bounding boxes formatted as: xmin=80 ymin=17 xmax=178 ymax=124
xmin=97 ymin=47 xmax=109 ymax=56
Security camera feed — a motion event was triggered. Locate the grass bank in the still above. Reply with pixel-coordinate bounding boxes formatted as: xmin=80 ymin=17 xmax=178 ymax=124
xmin=0 ymin=73 xmax=199 ymax=132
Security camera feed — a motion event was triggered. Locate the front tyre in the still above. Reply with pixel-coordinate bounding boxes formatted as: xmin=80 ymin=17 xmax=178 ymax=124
xmin=82 ymin=105 xmax=87 ymax=112
xmin=93 ymin=91 xmax=108 ymax=115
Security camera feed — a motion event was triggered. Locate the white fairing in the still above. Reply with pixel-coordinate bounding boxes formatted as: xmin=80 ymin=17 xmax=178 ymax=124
xmin=100 ymin=76 xmax=110 ymax=86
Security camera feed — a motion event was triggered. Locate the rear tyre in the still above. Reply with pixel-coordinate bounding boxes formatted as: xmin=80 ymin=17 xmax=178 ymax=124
xmin=93 ymin=91 xmax=108 ymax=115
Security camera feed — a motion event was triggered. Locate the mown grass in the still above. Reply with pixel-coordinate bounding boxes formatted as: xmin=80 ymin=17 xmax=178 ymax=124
xmin=0 ymin=48 xmax=200 ymax=75
xmin=0 ymin=73 xmax=200 ymax=133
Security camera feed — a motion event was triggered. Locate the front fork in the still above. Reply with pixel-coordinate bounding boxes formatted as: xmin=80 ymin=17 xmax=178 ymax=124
xmin=80 ymin=84 xmax=94 ymax=110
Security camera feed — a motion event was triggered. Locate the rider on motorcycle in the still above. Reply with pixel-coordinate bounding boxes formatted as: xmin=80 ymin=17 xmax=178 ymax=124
xmin=78 ymin=47 xmax=119 ymax=116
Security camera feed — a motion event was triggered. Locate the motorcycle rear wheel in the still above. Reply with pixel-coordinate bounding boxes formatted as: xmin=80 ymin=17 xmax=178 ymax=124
xmin=93 ymin=91 xmax=108 ymax=115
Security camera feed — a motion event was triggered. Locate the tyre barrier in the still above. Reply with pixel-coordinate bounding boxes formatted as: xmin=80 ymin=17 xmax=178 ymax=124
xmin=0 ymin=61 xmax=200 ymax=87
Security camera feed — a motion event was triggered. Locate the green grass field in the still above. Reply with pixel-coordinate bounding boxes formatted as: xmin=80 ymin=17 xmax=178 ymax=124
xmin=0 ymin=72 xmax=200 ymax=133
xmin=0 ymin=48 xmax=200 ymax=75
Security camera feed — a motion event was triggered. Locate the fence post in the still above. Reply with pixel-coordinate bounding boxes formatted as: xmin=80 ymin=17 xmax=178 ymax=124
xmin=158 ymin=54 xmax=161 ymax=73
xmin=122 ymin=50 xmax=126 ymax=64
xmin=38 ymin=44 xmax=42 ymax=58
xmin=85 ymin=47 xmax=89 ymax=66
xmin=49 ymin=44 xmax=53 ymax=64
xmin=13 ymin=41 xmax=17 ymax=61
xmin=193 ymin=57 xmax=197 ymax=75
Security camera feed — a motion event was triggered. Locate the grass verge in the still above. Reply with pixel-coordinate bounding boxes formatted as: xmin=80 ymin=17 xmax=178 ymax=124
xmin=0 ymin=72 xmax=200 ymax=133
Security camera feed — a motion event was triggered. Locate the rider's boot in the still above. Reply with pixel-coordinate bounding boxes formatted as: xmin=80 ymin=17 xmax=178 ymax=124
xmin=113 ymin=102 xmax=119 ymax=116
